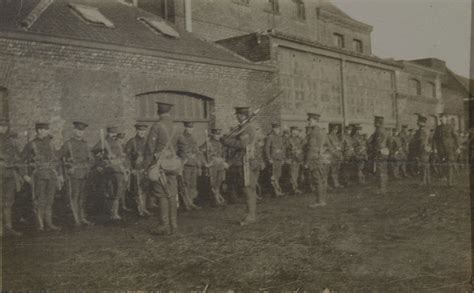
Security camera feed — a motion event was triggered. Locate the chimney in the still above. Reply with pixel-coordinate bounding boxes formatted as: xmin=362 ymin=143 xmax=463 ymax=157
xmin=184 ymin=0 xmax=192 ymax=32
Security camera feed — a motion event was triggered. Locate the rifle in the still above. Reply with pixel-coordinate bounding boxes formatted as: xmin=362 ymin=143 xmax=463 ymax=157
xmin=223 ymin=90 xmax=283 ymax=139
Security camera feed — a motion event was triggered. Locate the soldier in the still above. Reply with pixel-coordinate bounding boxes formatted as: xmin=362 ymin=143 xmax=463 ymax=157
xmin=327 ymin=124 xmax=343 ymax=189
xmin=92 ymin=126 xmax=129 ymax=221
xmin=21 ymin=122 xmax=63 ymax=231
xmin=58 ymin=121 xmax=94 ymax=227
xmin=351 ymin=124 xmax=367 ymax=185
xmin=389 ymin=128 xmax=404 ymax=179
xmin=412 ymin=115 xmax=432 ymax=186
xmin=264 ymin=122 xmax=285 ymax=197
xmin=145 ymin=102 xmax=180 ymax=235
xmin=253 ymin=127 xmax=266 ymax=200
xmin=367 ymin=116 xmax=390 ymax=194
xmin=201 ymin=128 xmax=228 ymax=206
xmin=303 ymin=113 xmax=330 ymax=208
xmin=285 ymin=126 xmax=303 ymax=194
xmin=0 ymin=119 xmax=23 ymax=236
xmin=340 ymin=125 xmax=355 ymax=187
xmin=221 ymin=106 xmax=259 ymax=226
xmin=432 ymin=113 xmax=460 ymax=187
xmin=176 ymin=121 xmax=202 ymax=210
xmin=125 ymin=123 xmax=153 ymax=217
xmin=397 ymin=125 xmax=410 ymax=177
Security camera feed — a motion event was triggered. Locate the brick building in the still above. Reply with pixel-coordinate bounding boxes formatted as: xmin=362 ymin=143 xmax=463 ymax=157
xmin=0 ymin=0 xmax=275 ymax=147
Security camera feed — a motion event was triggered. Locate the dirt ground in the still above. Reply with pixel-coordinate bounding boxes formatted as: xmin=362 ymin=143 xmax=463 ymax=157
xmin=1 ymin=171 xmax=472 ymax=291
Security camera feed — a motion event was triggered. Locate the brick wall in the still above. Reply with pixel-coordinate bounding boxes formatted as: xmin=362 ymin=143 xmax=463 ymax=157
xmin=0 ymin=37 xmax=275 ymax=148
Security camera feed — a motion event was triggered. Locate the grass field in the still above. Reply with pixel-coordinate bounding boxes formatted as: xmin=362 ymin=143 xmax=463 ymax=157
xmin=1 ymin=172 xmax=471 ymax=291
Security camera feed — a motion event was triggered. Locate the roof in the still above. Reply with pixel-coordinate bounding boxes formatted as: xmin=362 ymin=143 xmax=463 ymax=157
xmin=0 ymin=0 xmax=250 ymax=65
xmin=318 ymin=1 xmax=373 ymax=31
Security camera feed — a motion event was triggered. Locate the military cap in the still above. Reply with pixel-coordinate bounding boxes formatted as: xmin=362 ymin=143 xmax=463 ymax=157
xmin=352 ymin=124 xmax=362 ymax=130
xmin=307 ymin=113 xmax=320 ymax=121
xmin=0 ymin=119 xmax=9 ymax=127
xmin=156 ymin=102 xmax=174 ymax=114
xmin=290 ymin=126 xmax=299 ymax=131
xmin=408 ymin=128 xmax=414 ymax=132
xmin=73 ymin=121 xmax=88 ymax=130
xmin=401 ymin=124 xmax=408 ymax=129
xmin=134 ymin=123 xmax=148 ymax=130
xmin=183 ymin=121 xmax=194 ymax=128
xmin=235 ymin=107 xmax=250 ymax=115
xmin=329 ymin=124 xmax=340 ymax=131
xmin=417 ymin=115 xmax=427 ymax=124
xmin=117 ymin=133 xmax=126 ymax=139
xmin=35 ymin=122 xmax=50 ymax=130
xmin=271 ymin=122 xmax=281 ymax=128
xmin=374 ymin=116 xmax=384 ymax=125
xmin=210 ymin=128 xmax=222 ymax=135
xmin=107 ymin=126 xmax=118 ymax=134
xmin=438 ymin=112 xmax=449 ymax=117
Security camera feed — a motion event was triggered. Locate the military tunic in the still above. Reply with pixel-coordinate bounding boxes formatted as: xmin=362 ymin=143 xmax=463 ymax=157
xmin=201 ymin=138 xmax=227 ymax=190
xmin=433 ymin=124 xmax=459 ymax=186
xmin=389 ymin=134 xmax=404 ymax=178
xmin=285 ymin=135 xmax=303 ymax=192
xmin=177 ymin=132 xmax=201 ymax=201
xmin=327 ymin=132 xmax=343 ymax=188
xmin=412 ymin=127 xmax=431 ymax=185
xmin=397 ymin=130 xmax=410 ymax=177
xmin=351 ymin=133 xmax=367 ymax=184
xmin=59 ymin=136 xmax=93 ymax=224
xmin=367 ymin=128 xmax=390 ymax=193
xmin=264 ymin=132 xmax=285 ymax=194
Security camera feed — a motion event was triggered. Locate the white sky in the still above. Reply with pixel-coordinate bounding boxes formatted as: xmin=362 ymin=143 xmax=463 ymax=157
xmin=331 ymin=0 xmax=472 ymax=78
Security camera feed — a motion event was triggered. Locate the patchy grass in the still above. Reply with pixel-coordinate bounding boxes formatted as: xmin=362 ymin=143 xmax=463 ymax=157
xmin=2 ymin=172 xmax=471 ymax=291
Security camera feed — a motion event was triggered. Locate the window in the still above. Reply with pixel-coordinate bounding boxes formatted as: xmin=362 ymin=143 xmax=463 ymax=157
xmin=426 ymin=82 xmax=436 ymax=98
xmin=68 ymin=3 xmax=115 ymax=28
xmin=268 ymin=0 xmax=279 ymax=13
xmin=409 ymin=78 xmax=421 ymax=96
xmin=233 ymin=0 xmax=250 ymax=5
xmin=0 ymin=87 xmax=8 ymax=121
xmin=294 ymin=0 xmax=306 ymax=20
xmin=333 ymin=33 xmax=344 ymax=48
xmin=138 ymin=17 xmax=180 ymax=38
xmin=353 ymin=39 xmax=363 ymax=53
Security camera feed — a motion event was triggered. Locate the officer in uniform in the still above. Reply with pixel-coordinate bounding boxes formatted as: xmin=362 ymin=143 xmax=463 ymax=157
xmin=432 ymin=113 xmax=459 ymax=187
xmin=285 ymin=126 xmax=303 ymax=194
xmin=145 ymin=102 xmax=179 ymax=235
xmin=389 ymin=128 xmax=404 ymax=179
xmin=176 ymin=121 xmax=202 ymax=210
xmin=264 ymin=122 xmax=285 ymax=197
xmin=22 ymin=122 xmax=63 ymax=231
xmin=92 ymin=126 xmax=129 ymax=221
xmin=340 ymin=125 xmax=355 ymax=187
xmin=303 ymin=113 xmax=330 ymax=208
xmin=351 ymin=124 xmax=367 ymax=185
xmin=367 ymin=116 xmax=390 ymax=194
xmin=59 ymin=121 xmax=94 ymax=226
xmin=327 ymin=124 xmax=343 ymax=189
xmin=201 ymin=128 xmax=228 ymax=206
xmin=0 ymin=119 xmax=23 ymax=236
xmin=412 ymin=115 xmax=432 ymax=186
xmin=397 ymin=125 xmax=409 ymax=177
xmin=125 ymin=123 xmax=152 ymax=217
xmin=221 ymin=106 xmax=259 ymax=226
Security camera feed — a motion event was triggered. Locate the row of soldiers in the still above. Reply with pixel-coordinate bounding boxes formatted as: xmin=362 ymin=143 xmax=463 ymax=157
xmin=0 ymin=101 xmax=467 ymax=236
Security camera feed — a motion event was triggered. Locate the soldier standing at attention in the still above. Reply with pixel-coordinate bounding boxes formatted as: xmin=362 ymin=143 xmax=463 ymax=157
xmin=201 ymin=128 xmax=227 ymax=206
xmin=285 ymin=126 xmax=303 ymax=194
xmin=145 ymin=102 xmax=179 ymax=235
xmin=351 ymin=124 xmax=367 ymax=185
xmin=264 ymin=123 xmax=285 ymax=197
xmin=389 ymin=128 xmax=404 ymax=179
xmin=367 ymin=116 xmax=390 ymax=195
xmin=221 ymin=107 xmax=259 ymax=226
xmin=432 ymin=113 xmax=459 ymax=187
xmin=303 ymin=113 xmax=330 ymax=208
xmin=397 ymin=125 xmax=409 ymax=178
xmin=92 ymin=126 xmax=129 ymax=221
xmin=176 ymin=121 xmax=202 ymax=209
xmin=22 ymin=122 xmax=63 ymax=231
xmin=125 ymin=123 xmax=153 ymax=217
xmin=340 ymin=125 xmax=355 ymax=187
xmin=412 ymin=115 xmax=432 ymax=186
xmin=58 ymin=121 xmax=94 ymax=227
xmin=327 ymin=124 xmax=343 ymax=189
xmin=0 ymin=119 xmax=23 ymax=236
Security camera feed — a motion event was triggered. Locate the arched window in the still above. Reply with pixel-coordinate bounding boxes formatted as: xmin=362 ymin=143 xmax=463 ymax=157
xmin=409 ymin=78 xmax=421 ymax=96
xmin=0 ymin=87 xmax=8 ymax=121
xmin=294 ymin=0 xmax=305 ymax=20
xmin=426 ymin=82 xmax=436 ymax=98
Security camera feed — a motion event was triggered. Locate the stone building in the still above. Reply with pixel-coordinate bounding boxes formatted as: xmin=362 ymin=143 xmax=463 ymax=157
xmin=0 ymin=0 xmax=275 ymax=146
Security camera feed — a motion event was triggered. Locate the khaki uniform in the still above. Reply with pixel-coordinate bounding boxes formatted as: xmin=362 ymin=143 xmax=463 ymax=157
xmin=1 ymin=132 xmax=22 ymax=235
xmin=176 ymin=132 xmax=201 ymax=203
xmin=21 ymin=136 xmax=61 ymax=230
xmin=433 ymin=124 xmax=459 ymax=186
xmin=304 ymin=125 xmax=330 ymax=205
xmin=351 ymin=133 xmax=367 ymax=184
xmin=412 ymin=127 xmax=431 ymax=185
xmin=285 ymin=136 xmax=303 ymax=193
xmin=368 ymin=128 xmax=390 ymax=193
xmin=264 ymin=132 xmax=285 ymax=196
xmin=389 ymin=134 xmax=404 ymax=179
xmin=327 ymin=132 xmax=343 ymax=188
xmin=221 ymin=124 xmax=258 ymax=224
xmin=124 ymin=135 xmax=150 ymax=216
xmin=397 ymin=130 xmax=410 ymax=177
xmin=341 ymin=133 xmax=355 ymax=186
xmin=59 ymin=137 xmax=93 ymax=225
xmin=145 ymin=115 xmax=178 ymax=233
xmin=201 ymin=137 xmax=227 ymax=204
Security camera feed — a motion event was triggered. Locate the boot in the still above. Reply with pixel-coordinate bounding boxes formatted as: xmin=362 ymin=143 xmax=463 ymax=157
xmin=4 ymin=209 xmax=22 ymax=236
xmin=151 ymin=197 xmax=171 ymax=235
xmin=170 ymin=197 xmax=178 ymax=234
xmin=71 ymin=199 xmax=81 ymax=227
xmin=35 ymin=207 xmax=44 ymax=231
xmin=111 ymin=199 xmax=122 ymax=220
xmin=241 ymin=188 xmax=257 ymax=226
xmin=45 ymin=208 xmax=61 ymax=231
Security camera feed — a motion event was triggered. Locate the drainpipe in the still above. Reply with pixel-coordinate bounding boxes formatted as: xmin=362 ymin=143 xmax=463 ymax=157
xmin=184 ymin=0 xmax=192 ymax=32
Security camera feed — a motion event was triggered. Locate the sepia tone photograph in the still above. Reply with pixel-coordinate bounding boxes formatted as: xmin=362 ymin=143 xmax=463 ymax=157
xmin=0 ymin=0 xmax=472 ymax=291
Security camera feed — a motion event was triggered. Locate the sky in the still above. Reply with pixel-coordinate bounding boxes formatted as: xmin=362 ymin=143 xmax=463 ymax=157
xmin=331 ymin=0 xmax=472 ymax=78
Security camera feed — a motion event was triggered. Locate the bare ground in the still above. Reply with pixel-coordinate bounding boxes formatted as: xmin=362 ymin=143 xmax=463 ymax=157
xmin=1 ymin=172 xmax=471 ymax=291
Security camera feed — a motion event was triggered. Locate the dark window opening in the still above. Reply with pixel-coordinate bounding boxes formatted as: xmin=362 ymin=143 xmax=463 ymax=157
xmin=333 ymin=33 xmax=344 ymax=48
xmin=268 ymin=0 xmax=279 ymax=13
xmin=295 ymin=0 xmax=306 ymax=20
xmin=353 ymin=39 xmax=363 ymax=53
